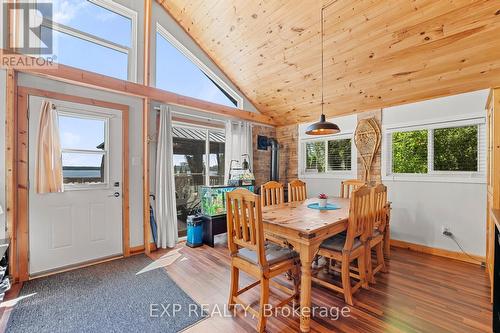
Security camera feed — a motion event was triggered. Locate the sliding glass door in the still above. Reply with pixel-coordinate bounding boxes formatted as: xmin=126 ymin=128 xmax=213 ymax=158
xmin=172 ymin=125 xmax=225 ymax=237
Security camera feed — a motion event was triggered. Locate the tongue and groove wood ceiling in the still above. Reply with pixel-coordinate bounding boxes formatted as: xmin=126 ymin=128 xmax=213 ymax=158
xmin=159 ymin=0 xmax=500 ymax=126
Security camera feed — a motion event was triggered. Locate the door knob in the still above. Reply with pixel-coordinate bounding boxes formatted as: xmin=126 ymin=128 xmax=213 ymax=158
xmin=109 ymin=192 xmax=120 ymax=198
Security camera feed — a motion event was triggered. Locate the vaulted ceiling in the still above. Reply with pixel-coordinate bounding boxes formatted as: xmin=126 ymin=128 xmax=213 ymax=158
xmin=159 ymin=0 xmax=500 ymax=125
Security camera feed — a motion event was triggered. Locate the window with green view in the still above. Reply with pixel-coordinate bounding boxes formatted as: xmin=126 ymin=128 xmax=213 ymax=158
xmin=305 ymin=142 xmax=325 ymax=172
xmin=392 ymin=130 xmax=428 ymax=173
xmin=327 ymin=139 xmax=351 ymax=171
xmin=434 ymin=125 xmax=478 ymax=171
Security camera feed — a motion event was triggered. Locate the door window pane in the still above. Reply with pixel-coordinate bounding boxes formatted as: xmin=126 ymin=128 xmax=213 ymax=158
xmin=58 ymin=113 xmax=108 ymax=186
xmin=62 ymin=152 xmax=105 ymax=184
xmin=59 ymin=115 xmax=105 ymax=150
xmin=209 ymin=131 xmax=225 ymax=185
xmin=173 ymin=128 xmax=206 ymax=238
xmin=305 ymin=142 xmax=325 ymax=172
xmin=327 ymin=139 xmax=351 ymax=171
xmin=392 ymin=130 xmax=428 ymax=173
xmin=434 ymin=125 xmax=478 ymax=171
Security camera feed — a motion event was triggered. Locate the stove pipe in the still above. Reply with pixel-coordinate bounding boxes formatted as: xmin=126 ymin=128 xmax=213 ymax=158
xmin=269 ymin=138 xmax=279 ymax=181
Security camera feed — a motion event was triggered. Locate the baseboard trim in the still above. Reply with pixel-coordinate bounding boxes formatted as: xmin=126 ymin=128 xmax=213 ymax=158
xmin=390 ymin=239 xmax=485 ymax=265
xmin=130 ymin=243 xmax=157 ymax=255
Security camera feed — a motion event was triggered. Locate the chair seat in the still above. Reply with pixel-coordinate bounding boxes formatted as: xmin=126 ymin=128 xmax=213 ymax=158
xmin=238 ymin=243 xmax=298 ymax=266
xmin=320 ymin=235 xmax=362 ymax=252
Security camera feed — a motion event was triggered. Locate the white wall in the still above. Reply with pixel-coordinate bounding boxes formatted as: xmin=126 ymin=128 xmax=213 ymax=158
xmin=0 ymin=70 xmax=6 ymax=239
xmin=382 ymin=90 xmax=489 ymax=257
xmin=18 ymin=74 xmax=145 ymax=247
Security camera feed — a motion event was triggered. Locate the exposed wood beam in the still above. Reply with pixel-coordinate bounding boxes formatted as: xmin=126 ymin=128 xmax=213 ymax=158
xmin=14 ymin=63 xmax=276 ymax=126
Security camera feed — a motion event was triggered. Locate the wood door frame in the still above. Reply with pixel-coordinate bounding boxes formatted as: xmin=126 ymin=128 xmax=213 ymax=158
xmin=14 ymin=86 xmax=130 ymax=282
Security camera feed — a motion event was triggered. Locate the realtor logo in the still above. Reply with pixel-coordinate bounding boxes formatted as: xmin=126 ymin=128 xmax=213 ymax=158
xmin=2 ymin=1 xmax=53 ymax=55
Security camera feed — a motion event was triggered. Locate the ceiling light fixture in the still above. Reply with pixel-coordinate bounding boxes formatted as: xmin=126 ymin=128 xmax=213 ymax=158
xmin=305 ymin=5 xmax=340 ymax=136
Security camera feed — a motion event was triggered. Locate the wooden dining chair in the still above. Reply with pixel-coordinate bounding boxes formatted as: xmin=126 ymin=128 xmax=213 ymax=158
xmin=288 ymin=179 xmax=307 ymax=202
xmin=226 ymin=188 xmax=300 ymax=333
xmin=260 ymin=181 xmax=285 ymax=207
xmin=312 ymin=186 xmax=372 ymax=306
xmin=340 ymin=179 xmax=366 ymax=198
xmin=366 ymin=184 xmax=388 ymax=283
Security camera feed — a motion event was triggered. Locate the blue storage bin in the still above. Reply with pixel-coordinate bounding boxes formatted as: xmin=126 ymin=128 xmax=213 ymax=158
xmin=186 ymin=215 xmax=203 ymax=248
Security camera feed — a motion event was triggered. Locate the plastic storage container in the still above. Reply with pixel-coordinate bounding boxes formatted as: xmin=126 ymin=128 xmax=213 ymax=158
xmin=186 ymin=215 xmax=204 ymax=248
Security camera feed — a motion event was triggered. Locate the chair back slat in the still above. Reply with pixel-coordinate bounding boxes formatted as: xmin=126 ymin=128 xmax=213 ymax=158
xmin=240 ymin=200 xmax=249 ymax=242
xmin=340 ymin=179 xmax=366 ymax=198
xmin=226 ymin=189 xmax=267 ymax=265
xmin=247 ymin=201 xmax=257 ymax=245
xmin=261 ymin=181 xmax=285 ymax=207
xmin=345 ymin=185 xmax=373 ymax=251
xmin=373 ymin=184 xmax=388 ymax=234
xmin=288 ymin=179 xmax=307 ymax=202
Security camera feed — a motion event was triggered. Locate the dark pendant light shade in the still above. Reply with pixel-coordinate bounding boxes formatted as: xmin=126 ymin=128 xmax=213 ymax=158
xmin=305 ymin=114 xmax=340 ymax=135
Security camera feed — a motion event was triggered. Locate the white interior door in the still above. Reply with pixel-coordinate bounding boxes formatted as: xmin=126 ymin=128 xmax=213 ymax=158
xmin=28 ymin=96 xmax=123 ymax=276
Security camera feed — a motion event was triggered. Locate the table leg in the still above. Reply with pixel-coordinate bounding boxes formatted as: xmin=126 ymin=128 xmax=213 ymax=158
xmin=384 ymin=222 xmax=391 ymax=259
xmin=299 ymin=245 xmax=316 ymax=332
xmin=299 ymin=261 xmax=311 ymax=332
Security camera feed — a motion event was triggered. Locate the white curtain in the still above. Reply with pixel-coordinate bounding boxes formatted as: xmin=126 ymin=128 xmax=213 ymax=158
xmin=224 ymin=120 xmax=253 ymax=183
xmin=35 ymin=100 xmax=64 ymax=194
xmin=155 ymin=105 xmax=178 ymax=248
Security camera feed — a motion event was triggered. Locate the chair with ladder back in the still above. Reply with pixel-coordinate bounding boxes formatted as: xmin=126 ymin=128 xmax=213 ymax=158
xmin=340 ymin=179 xmax=366 ymax=199
xmin=312 ymin=185 xmax=372 ymax=305
xmin=288 ymin=179 xmax=307 ymax=202
xmin=365 ymin=184 xmax=389 ymax=283
xmin=226 ymin=188 xmax=300 ymax=332
xmin=261 ymin=181 xmax=285 ymax=207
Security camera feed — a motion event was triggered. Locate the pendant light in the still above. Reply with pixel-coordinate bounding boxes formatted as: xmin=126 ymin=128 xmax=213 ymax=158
xmin=305 ymin=6 xmax=340 ymax=136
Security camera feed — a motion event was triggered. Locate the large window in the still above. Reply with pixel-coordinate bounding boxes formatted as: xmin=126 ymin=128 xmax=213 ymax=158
xmin=392 ymin=130 xmax=428 ymax=173
xmin=172 ymin=124 xmax=225 ymax=237
xmin=58 ymin=113 xmax=108 ymax=186
xmin=303 ymin=137 xmax=353 ymax=175
xmin=388 ymin=122 xmax=483 ymax=178
xmin=156 ymin=24 xmax=242 ymax=108
xmin=305 ymin=142 xmax=325 ymax=173
xmin=38 ymin=0 xmax=137 ymax=81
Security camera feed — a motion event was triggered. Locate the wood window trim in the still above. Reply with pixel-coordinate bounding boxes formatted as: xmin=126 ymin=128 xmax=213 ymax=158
xmin=13 ymin=87 xmax=131 ymax=282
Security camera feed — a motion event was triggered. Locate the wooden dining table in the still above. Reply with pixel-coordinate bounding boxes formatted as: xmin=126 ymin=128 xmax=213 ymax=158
xmin=261 ymin=197 xmax=391 ymax=333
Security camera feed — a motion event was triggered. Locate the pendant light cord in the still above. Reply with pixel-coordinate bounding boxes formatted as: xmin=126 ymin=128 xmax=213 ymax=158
xmin=320 ymin=6 xmax=325 ymax=116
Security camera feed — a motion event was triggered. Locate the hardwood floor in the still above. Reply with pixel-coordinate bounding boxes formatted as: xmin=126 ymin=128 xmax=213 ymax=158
xmin=0 ymin=237 xmax=491 ymax=333
xmin=149 ymin=235 xmax=492 ymax=333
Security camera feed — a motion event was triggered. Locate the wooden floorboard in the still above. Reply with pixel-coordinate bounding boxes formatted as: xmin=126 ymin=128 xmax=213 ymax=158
xmin=149 ymin=235 xmax=492 ymax=333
